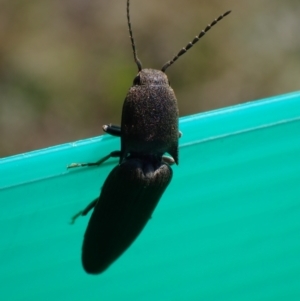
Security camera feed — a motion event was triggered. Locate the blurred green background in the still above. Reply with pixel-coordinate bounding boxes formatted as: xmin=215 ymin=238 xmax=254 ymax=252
xmin=0 ymin=0 xmax=299 ymax=157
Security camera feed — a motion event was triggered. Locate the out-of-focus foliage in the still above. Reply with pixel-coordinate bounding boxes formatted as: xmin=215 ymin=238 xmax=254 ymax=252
xmin=0 ymin=0 xmax=299 ymax=157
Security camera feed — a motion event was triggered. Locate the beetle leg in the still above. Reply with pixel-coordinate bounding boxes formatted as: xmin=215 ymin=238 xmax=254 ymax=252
xmin=162 ymin=156 xmax=175 ymax=165
xmin=70 ymin=197 xmax=99 ymax=224
xmin=102 ymin=124 xmax=121 ymax=137
xmin=67 ymin=151 xmax=121 ymax=169
xmin=103 ymin=124 xmax=182 ymax=139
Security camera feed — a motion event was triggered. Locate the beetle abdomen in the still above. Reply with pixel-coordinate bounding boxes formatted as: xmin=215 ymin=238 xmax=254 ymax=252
xmin=82 ymin=157 xmax=172 ymax=274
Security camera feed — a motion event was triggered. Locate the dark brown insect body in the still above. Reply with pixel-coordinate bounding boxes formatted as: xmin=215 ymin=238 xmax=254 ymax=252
xmin=69 ymin=0 xmax=231 ymax=274
xmin=121 ymin=69 xmax=178 ymax=164
xmin=82 ymin=156 xmax=172 ymax=273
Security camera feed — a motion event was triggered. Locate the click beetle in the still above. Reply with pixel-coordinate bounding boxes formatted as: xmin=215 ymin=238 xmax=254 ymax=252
xmin=69 ymin=0 xmax=231 ymax=274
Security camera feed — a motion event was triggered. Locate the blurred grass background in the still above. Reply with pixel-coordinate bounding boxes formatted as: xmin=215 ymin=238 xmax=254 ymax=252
xmin=0 ymin=0 xmax=299 ymax=157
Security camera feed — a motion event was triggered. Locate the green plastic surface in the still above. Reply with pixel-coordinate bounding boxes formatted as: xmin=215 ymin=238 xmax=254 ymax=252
xmin=1 ymin=91 xmax=300 ymax=300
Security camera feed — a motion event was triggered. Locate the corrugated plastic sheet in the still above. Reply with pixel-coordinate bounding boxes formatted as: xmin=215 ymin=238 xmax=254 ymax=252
xmin=0 ymin=91 xmax=300 ymax=300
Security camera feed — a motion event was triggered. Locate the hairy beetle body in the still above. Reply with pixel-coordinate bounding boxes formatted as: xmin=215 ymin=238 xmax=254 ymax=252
xmin=69 ymin=0 xmax=231 ymax=274
xmin=121 ymin=69 xmax=179 ymax=164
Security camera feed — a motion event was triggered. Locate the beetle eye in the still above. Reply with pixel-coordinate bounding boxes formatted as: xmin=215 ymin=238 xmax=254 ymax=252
xmin=133 ymin=75 xmax=141 ymax=85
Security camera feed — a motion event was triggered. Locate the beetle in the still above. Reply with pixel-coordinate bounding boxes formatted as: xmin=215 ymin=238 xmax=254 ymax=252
xmin=69 ymin=0 xmax=231 ymax=274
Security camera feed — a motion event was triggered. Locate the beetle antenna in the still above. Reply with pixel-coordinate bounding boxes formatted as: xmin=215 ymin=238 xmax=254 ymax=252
xmin=127 ymin=0 xmax=142 ymax=71
xmin=161 ymin=10 xmax=231 ymax=72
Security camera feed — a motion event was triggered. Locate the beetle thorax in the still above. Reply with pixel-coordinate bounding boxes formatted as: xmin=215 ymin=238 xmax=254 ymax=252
xmin=120 ymin=68 xmax=179 ymax=162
